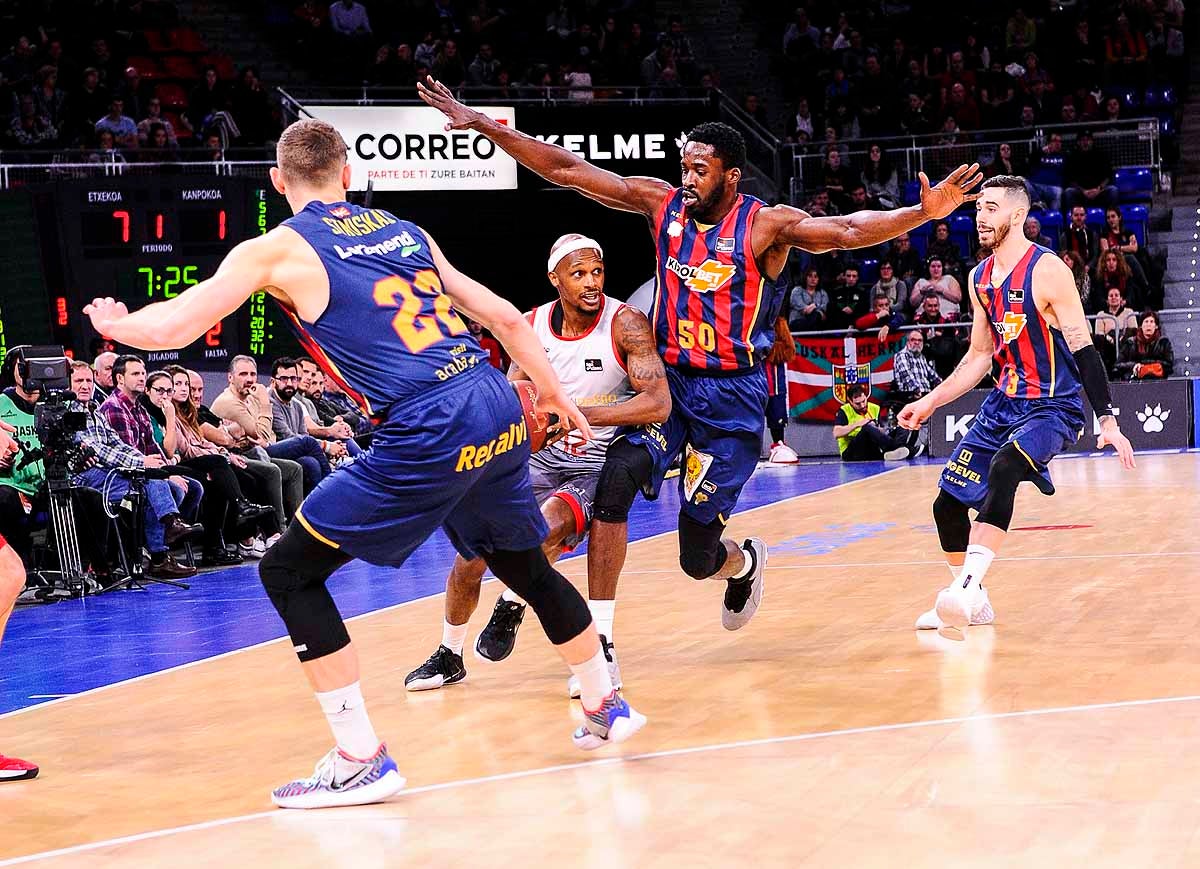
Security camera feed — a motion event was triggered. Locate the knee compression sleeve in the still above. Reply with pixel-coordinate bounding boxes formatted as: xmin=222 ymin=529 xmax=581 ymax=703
xmin=594 ymin=438 xmax=653 ymax=524
xmin=932 ymin=489 xmax=971 ymax=554
xmin=975 ymin=443 xmax=1033 ymax=531
xmin=677 ymin=511 xmax=728 ymax=580
xmin=258 ymin=522 xmax=353 ymax=662
xmin=485 ymin=547 xmax=592 ymax=644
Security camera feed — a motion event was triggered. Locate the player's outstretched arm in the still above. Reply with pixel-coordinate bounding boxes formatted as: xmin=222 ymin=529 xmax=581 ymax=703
xmin=425 ymin=233 xmax=593 ymax=440
xmin=1037 ymin=255 xmax=1136 ymax=469
xmin=84 ymin=234 xmax=280 ymax=350
xmin=584 ymin=306 xmax=671 ymax=427
xmin=762 ymin=164 xmax=984 ymax=254
xmin=418 ymin=76 xmax=672 ymax=216
xmin=897 ymin=304 xmax=993 ymax=430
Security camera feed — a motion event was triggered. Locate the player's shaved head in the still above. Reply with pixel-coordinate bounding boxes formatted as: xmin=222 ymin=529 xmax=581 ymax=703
xmin=276 ymin=119 xmax=348 ymax=185
xmin=979 ymin=174 xmax=1030 ymax=208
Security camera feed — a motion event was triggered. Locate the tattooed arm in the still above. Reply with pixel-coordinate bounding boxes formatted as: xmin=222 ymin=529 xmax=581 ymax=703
xmin=583 ymin=306 xmax=672 ymax=427
xmin=897 ymin=301 xmax=994 ymax=430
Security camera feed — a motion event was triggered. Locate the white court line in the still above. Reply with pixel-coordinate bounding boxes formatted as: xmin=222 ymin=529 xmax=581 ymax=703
xmin=4 ymin=690 xmax=1200 ymax=866
xmin=0 ymin=466 xmax=904 ymax=722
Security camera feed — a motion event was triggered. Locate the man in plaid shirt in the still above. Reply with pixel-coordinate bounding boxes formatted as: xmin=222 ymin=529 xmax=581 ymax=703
xmin=73 ymin=360 xmax=200 ymax=579
xmin=890 ymin=330 xmax=942 ymax=406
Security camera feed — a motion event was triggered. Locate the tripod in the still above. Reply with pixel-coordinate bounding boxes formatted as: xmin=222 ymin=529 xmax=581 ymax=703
xmin=107 ymin=470 xmax=190 ymax=591
xmin=31 ymin=468 xmax=102 ymax=598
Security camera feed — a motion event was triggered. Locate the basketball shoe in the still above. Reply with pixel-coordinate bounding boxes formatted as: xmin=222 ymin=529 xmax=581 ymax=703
xmin=0 ymin=754 xmax=38 ymax=781
xmin=915 ymin=586 xmax=995 ymax=631
xmin=474 ymin=595 xmax=526 ymax=662
xmin=722 ymin=538 xmax=767 ymax=631
xmin=404 ymin=644 xmax=466 ymax=691
xmin=768 ymin=442 xmax=799 ymax=465
xmin=571 ymin=691 xmax=647 ymax=750
xmin=567 ymin=634 xmax=621 ymax=699
xmin=271 ymin=743 xmax=405 ymax=809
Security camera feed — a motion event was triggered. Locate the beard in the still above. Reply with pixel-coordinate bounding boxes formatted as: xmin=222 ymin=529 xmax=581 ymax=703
xmin=691 ymin=178 xmax=727 ymax=221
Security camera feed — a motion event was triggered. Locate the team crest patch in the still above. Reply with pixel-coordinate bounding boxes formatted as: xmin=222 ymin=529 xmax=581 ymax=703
xmin=975 ymin=283 xmax=991 ymax=307
xmin=832 ymin=363 xmax=872 ymax=404
xmin=682 ymin=445 xmax=714 ymax=503
xmin=715 ymin=237 xmax=736 ymax=253
xmin=994 ymin=311 xmax=1028 ymax=343
xmin=329 ymin=205 xmax=351 ymax=218
xmin=665 ymin=256 xmax=737 ymax=293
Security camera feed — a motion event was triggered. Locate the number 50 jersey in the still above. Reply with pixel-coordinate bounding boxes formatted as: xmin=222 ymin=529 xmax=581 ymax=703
xmin=279 ymin=200 xmax=484 ymax=416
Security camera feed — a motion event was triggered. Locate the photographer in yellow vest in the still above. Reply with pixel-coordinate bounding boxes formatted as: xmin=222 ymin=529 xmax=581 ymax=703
xmin=833 ymin=383 xmax=920 ymax=462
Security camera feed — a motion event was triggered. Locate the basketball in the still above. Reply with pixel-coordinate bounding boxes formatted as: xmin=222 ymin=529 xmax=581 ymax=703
xmin=511 ymin=379 xmax=554 ymax=452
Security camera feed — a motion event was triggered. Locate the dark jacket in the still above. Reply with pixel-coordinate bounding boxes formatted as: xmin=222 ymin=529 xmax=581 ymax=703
xmin=1115 ymin=335 xmax=1174 ymax=379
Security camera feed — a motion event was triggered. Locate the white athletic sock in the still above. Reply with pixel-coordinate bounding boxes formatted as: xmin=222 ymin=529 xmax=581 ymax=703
xmin=501 ymin=587 xmax=527 ymax=605
xmin=315 ymin=681 xmax=380 ymax=760
xmin=959 ymin=544 xmax=995 ymax=591
xmin=589 ymin=599 xmax=616 ymax=642
xmin=947 ymin=561 xmax=964 ymax=584
xmin=728 ymin=541 xmax=754 ymax=581
xmin=442 ymin=620 xmax=468 ymax=655
xmin=569 ymin=647 xmax=615 ymax=710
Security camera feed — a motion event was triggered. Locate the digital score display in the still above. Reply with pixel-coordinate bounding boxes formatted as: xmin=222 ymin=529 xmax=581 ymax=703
xmin=53 ymin=177 xmax=295 ymax=363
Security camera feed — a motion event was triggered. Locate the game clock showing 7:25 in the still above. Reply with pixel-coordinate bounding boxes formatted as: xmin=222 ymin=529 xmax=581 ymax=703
xmin=52 ymin=176 xmax=289 ymax=363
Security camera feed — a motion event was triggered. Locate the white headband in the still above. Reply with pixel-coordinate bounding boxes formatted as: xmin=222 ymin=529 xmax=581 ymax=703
xmin=547 ymin=237 xmax=604 ymax=273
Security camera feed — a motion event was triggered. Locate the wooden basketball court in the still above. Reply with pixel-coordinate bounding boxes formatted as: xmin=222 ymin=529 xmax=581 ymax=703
xmin=2 ymin=452 xmax=1198 ymax=867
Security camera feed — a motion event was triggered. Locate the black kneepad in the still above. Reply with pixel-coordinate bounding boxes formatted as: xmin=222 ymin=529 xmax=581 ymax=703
xmin=594 ymin=438 xmax=653 ymax=524
xmin=932 ymin=489 xmax=971 ymax=554
xmin=485 ymin=547 xmax=591 ymax=645
xmin=975 ymin=443 xmax=1032 ymax=531
xmin=677 ymin=512 xmax=727 ymax=580
xmin=259 ymin=524 xmax=352 ymax=662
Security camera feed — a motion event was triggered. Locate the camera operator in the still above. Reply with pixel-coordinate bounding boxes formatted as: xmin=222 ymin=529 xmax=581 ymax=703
xmin=88 ymin=358 xmax=203 ymax=578
xmin=0 ymin=349 xmax=116 ymax=581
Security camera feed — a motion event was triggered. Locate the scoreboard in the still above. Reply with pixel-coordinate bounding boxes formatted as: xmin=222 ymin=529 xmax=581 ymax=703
xmin=33 ymin=176 xmax=298 ymax=364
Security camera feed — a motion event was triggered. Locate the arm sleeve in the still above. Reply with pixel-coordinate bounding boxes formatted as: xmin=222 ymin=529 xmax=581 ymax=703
xmin=1072 ymin=343 xmax=1116 ymax=414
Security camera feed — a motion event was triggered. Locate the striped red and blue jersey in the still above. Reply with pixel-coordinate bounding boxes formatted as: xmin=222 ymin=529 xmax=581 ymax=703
xmin=278 ymin=200 xmax=483 ymax=416
xmin=971 ymin=242 xmax=1081 ymax=400
xmin=650 ymin=189 xmax=786 ymax=372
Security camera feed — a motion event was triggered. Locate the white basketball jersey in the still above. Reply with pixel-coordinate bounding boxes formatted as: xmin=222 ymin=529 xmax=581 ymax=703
xmin=529 ymin=296 xmax=633 ymax=461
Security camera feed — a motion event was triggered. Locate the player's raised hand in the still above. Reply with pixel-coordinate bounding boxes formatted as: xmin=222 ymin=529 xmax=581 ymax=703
xmin=417 ymin=76 xmax=479 ymax=131
xmin=83 ymin=297 xmax=130 ymax=336
xmin=897 ymin=397 xmax=933 ymax=431
xmin=538 ymin=388 xmax=594 ymax=443
xmin=918 ymin=163 xmax=984 ymax=219
xmin=1096 ymin=421 xmax=1136 ymax=470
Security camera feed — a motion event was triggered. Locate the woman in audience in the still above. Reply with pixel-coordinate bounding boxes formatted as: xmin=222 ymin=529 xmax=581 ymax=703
xmin=860 ymin=143 xmax=899 ymax=209
xmin=788 ymin=267 xmax=829 ymax=332
xmin=1093 ymin=248 xmax=1146 ymax=310
xmin=1099 ymin=206 xmax=1150 ymax=288
xmin=1092 ymin=286 xmax=1138 ymax=373
xmin=924 ymin=219 xmax=965 ymax=282
xmin=1116 ymin=310 xmax=1174 ymax=380
xmin=1060 ymin=249 xmax=1093 ymax=312
xmin=909 ymin=256 xmax=963 ymax=318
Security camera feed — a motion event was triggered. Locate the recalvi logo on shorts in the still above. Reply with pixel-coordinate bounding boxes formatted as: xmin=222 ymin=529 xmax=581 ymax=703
xmin=455 ymin=418 xmax=528 ymax=472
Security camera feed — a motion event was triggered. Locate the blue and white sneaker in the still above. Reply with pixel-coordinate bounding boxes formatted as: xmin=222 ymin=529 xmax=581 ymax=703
xmin=571 ymin=691 xmax=647 ymax=751
xmin=271 ymin=743 xmax=406 ymax=809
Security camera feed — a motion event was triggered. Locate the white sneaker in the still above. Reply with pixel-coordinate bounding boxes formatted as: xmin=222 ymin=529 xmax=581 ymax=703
xmin=768 ymin=442 xmax=799 ymax=464
xmin=915 ymin=587 xmax=994 ymax=630
xmin=883 ymin=445 xmax=911 ymax=461
xmin=238 ymin=537 xmax=265 ymax=559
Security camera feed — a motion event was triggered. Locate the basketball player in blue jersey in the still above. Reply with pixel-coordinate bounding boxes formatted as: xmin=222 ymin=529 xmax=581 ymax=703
xmin=897 ymin=175 xmax=1135 ymax=637
xmin=420 ymin=76 xmax=983 ymax=630
xmin=84 ymin=119 xmax=647 ymax=810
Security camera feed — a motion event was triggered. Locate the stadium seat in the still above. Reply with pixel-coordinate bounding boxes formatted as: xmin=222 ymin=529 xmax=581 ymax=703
xmin=155 ymin=82 xmax=188 ymax=110
xmin=1039 ymin=210 xmax=1063 ymax=233
xmin=125 ymin=56 xmax=161 ymax=78
xmin=170 ymin=28 xmax=207 ymax=54
xmin=201 ymin=54 xmax=237 ymax=80
xmin=1114 ymin=167 xmax=1153 ymax=201
xmin=902 ymin=179 xmax=921 ymax=206
xmin=1086 ymin=207 xmax=1106 ymax=227
xmin=1143 ymin=86 xmax=1175 ymax=107
xmin=1120 ymin=204 xmax=1148 ymax=247
xmin=164 ymin=111 xmax=192 ymax=141
xmin=1029 ymin=154 xmax=1063 ymax=187
xmin=160 ymin=55 xmax=199 ymax=80
xmin=144 ymin=29 xmax=172 ymax=53
xmin=858 ymin=258 xmax=880 ymax=285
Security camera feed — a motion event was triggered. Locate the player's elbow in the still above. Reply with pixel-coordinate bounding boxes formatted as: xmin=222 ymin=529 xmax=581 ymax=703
xmin=649 ymin=389 xmax=672 ymax=424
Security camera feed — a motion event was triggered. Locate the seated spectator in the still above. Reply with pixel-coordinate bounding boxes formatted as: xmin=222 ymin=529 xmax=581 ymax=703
xmin=467 ymin=42 xmax=501 ymax=87
xmin=137 ymin=98 xmax=178 ymax=147
xmin=871 ymin=260 xmax=907 ymax=314
xmin=186 ymin=67 xmax=239 ymax=147
xmin=31 ymin=66 xmax=66 ymax=138
xmin=433 ymin=39 xmax=466 ymax=88
xmin=984 ymin=142 xmax=1020 ymax=179
xmin=294 ymin=357 xmax=362 ymax=456
xmin=819 ymin=147 xmax=855 ymax=210
xmin=788 ymin=97 xmax=815 ymax=143
xmin=116 ymin=66 xmax=148 ymax=122
xmin=827 ymin=264 xmax=866 ymax=329
xmin=888 ymin=232 xmax=923 ymax=285
xmin=910 ymin=256 xmax=963 ymax=318
xmin=911 ymin=292 xmax=962 ymax=377
xmin=924 ymin=222 xmax=966 ymax=283
xmin=269 ymin=357 xmax=353 ymax=463
xmin=1059 ymin=205 xmax=1100 ymax=265
xmin=1093 ymin=249 xmax=1146 ymax=311
xmin=68 ymin=361 xmax=198 ymax=580
xmin=854 ymin=291 xmax=906 ymax=341
xmin=1059 ymin=250 xmax=1093 ymax=313
xmin=1116 ymin=310 xmax=1173 ymax=380
xmin=833 ymin=383 xmax=917 ymax=462
xmin=1024 ymin=216 xmax=1053 ymax=248
xmin=661 ymin=15 xmax=697 ymax=82
xmin=1105 ymin=13 xmax=1149 ymax=85
xmin=92 ymin=351 xmax=117 ymax=402
xmin=186 ymin=368 xmax=303 ymax=523
xmin=803 ymin=188 xmax=839 ymax=217
xmin=945 ymin=82 xmax=981 ymax=130
xmin=788 ymin=267 xmax=829 ymax=332
xmin=94 ymin=97 xmax=137 ymax=150
xmin=1062 ymin=130 xmax=1118 ymax=212
xmin=88 ymin=129 xmax=128 ymax=164
xmin=210 ymin=355 xmax=332 ymax=493
xmin=317 ymin=375 xmax=371 ymax=436
xmin=329 ymin=0 xmax=371 ymax=38
xmin=1093 ymin=287 xmax=1138 ymax=372
xmin=231 ymin=67 xmax=273 ymax=147
xmin=861 ymin=143 xmax=899 ymax=209
xmin=1099 ymin=206 xmax=1149 ymax=287
xmin=890 ymin=329 xmax=942 ymax=407
xmin=1024 ymin=131 xmax=1064 ymax=210
xmin=1006 ymin=6 xmax=1037 ymax=55
xmin=7 ymin=93 xmax=56 ymax=147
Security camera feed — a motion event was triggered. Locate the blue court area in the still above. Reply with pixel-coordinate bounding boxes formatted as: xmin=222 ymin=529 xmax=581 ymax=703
xmin=0 ymin=461 xmax=889 ymax=715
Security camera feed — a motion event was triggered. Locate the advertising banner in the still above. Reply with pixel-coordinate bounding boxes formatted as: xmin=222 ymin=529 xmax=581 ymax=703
xmin=928 ymin=379 xmax=1193 ymax=457
xmin=306 ymin=105 xmax=518 ymax=191
xmin=787 ymin=333 xmax=905 ymax=421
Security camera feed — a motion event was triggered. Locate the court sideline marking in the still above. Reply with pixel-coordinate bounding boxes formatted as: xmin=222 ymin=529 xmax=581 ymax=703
xmin=3 ymin=690 xmax=1199 ymax=866
xmin=0 ymin=466 xmax=903 ymax=721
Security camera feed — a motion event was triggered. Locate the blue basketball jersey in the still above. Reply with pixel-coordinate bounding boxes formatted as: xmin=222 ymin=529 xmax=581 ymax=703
xmin=279 ymin=201 xmax=483 ymax=415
